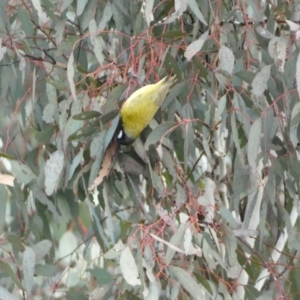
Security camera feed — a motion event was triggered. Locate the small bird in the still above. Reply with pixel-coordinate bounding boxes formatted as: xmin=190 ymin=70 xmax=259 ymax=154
xmin=115 ymin=75 xmax=177 ymax=145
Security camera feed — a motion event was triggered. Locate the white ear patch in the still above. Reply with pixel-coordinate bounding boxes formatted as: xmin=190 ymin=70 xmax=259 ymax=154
xmin=118 ymin=130 xmax=123 ymax=139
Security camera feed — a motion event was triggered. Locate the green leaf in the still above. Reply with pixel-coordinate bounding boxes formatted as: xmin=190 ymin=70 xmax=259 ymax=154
xmin=88 ymin=133 xmax=106 ymax=187
xmin=234 ymin=71 xmax=256 ymax=84
xmin=170 ymin=266 xmax=206 ymax=299
xmin=145 ymin=122 xmax=176 ymax=150
xmin=7 ymin=235 xmax=25 ymax=252
xmin=0 ymin=185 xmax=6 ymax=233
xmin=194 ymin=272 xmax=213 ymax=295
xmin=67 ymin=126 xmax=96 ymax=141
xmin=218 ymin=45 xmax=235 ymax=75
xmin=35 ymin=125 xmax=56 ymax=143
xmin=161 ymin=80 xmax=185 ymax=110
xmin=0 ymin=259 xmax=23 ymax=289
xmin=165 ymin=225 xmax=187 ymax=265
xmin=77 ymin=65 xmax=89 ymax=74
xmin=66 ymin=290 xmax=88 ymax=300
xmin=0 ymin=0 xmax=8 ymax=28
xmin=50 ymin=79 xmax=66 ymax=91
xmin=188 ymin=0 xmax=207 ymax=25
xmin=118 ymin=153 xmax=148 ymax=177
xmin=80 ymin=0 xmax=96 ymax=31
xmin=65 ymin=147 xmax=84 ymax=185
xmin=184 ymin=30 xmax=209 ymax=61
xmin=23 ymin=247 xmax=35 ymax=297
xmin=10 ymin=161 xmax=36 ymax=185
xmin=31 ymin=240 xmax=52 ymax=262
xmin=76 ymin=0 xmax=88 ymax=16
xmin=34 ymin=264 xmax=59 ymax=277
xmin=98 ymin=2 xmax=114 ymax=31
xmin=88 ymin=267 xmax=114 ymax=285
xmin=247 ymin=118 xmax=262 ymax=170
xmin=34 ymin=187 xmax=60 ymax=221
xmin=149 ymin=167 xmax=164 ymax=197
xmin=73 ymin=111 xmax=101 ymax=120
xmin=121 ymin=291 xmax=142 ymax=300
xmin=291 ymin=101 xmax=300 ymax=127
xmin=0 ymin=152 xmax=15 ymax=160
xmin=160 ymin=30 xmax=188 ymax=39
xmin=232 ymin=153 xmax=249 ymax=213
xmin=18 ymin=7 xmax=34 ymax=37
xmin=106 ymin=84 xmax=127 ymax=112
xmin=56 ymin=192 xmax=72 ymax=223
xmin=44 ymin=150 xmax=64 ymax=196
xmin=120 ymin=246 xmax=141 ymax=286
xmin=296 ymin=51 xmax=300 ymax=99
xmin=67 ymin=52 xmax=77 ymax=103
xmin=104 ymin=115 xmax=120 ymax=150
xmin=162 ymin=148 xmax=177 ymax=184
xmin=89 ymin=19 xmax=105 ymax=65
xmin=251 ymin=65 xmax=271 ymax=97
xmin=163 ymin=52 xmax=182 ymax=79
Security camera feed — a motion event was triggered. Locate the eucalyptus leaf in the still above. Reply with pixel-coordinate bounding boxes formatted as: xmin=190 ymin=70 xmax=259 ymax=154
xmin=120 ymin=246 xmax=141 ymax=286
xmin=0 ymin=185 xmax=6 ymax=233
xmin=145 ymin=122 xmax=177 ymax=150
xmin=34 ymin=264 xmax=60 ymax=277
xmin=44 ymin=150 xmax=64 ymax=196
xmin=170 ymin=266 xmax=206 ymax=299
xmin=23 ymin=246 xmax=35 ymax=297
xmin=218 ymin=45 xmax=235 ymax=75
xmin=0 ymin=259 xmax=23 ymax=289
xmin=88 ymin=267 xmax=114 ymax=285
xmin=73 ymin=111 xmax=101 ymax=120
xmin=184 ymin=30 xmax=209 ymax=61
xmin=251 ymin=65 xmax=271 ymax=97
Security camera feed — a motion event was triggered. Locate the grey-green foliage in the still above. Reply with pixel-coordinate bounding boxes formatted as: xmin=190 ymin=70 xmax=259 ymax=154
xmin=0 ymin=0 xmax=299 ymax=299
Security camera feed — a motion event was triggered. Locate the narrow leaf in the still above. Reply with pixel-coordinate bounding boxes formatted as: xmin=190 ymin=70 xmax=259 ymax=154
xmin=88 ymin=267 xmax=114 ymax=285
xmin=0 ymin=259 xmax=23 ymax=289
xmin=67 ymin=52 xmax=77 ymax=101
xmin=0 ymin=185 xmax=6 ymax=233
xmin=32 ymin=240 xmax=53 ymax=262
xmin=296 ymin=52 xmax=300 ymax=100
xmin=76 ymin=0 xmax=88 ymax=16
xmin=170 ymin=266 xmax=206 ymax=299
xmin=23 ymin=247 xmax=35 ymax=297
xmin=141 ymin=0 xmax=154 ymax=27
xmin=98 ymin=3 xmax=113 ymax=31
xmin=89 ymin=19 xmax=105 ymax=65
xmin=251 ymin=65 xmax=271 ymax=97
xmin=184 ymin=30 xmax=208 ymax=61
xmin=247 ymin=118 xmax=262 ymax=170
xmin=44 ymin=150 xmax=64 ymax=196
xmin=34 ymin=187 xmax=60 ymax=221
xmin=120 ymin=247 xmax=141 ymax=286
xmin=145 ymin=122 xmax=177 ymax=150
xmin=73 ymin=111 xmax=101 ymax=120
xmin=286 ymin=20 xmax=300 ymax=31
xmin=7 ymin=235 xmax=25 ymax=252
xmin=188 ymin=0 xmax=207 ymax=25
xmin=34 ymin=264 xmax=59 ymax=277
xmin=218 ymin=45 xmax=235 ymax=75
xmin=10 ymin=161 xmax=36 ymax=185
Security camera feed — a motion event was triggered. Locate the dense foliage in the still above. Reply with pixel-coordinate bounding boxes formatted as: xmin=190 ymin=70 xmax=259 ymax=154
xmin=0 ymin=0 xmax=300 ymax=299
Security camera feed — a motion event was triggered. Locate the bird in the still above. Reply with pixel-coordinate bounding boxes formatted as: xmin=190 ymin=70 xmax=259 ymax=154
xmin=115 ymin=75 xmax=177 ymax=145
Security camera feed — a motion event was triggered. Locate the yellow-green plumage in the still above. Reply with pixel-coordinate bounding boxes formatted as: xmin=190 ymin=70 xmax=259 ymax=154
xmin=120 ymin=75 xmax=177 ymax=142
